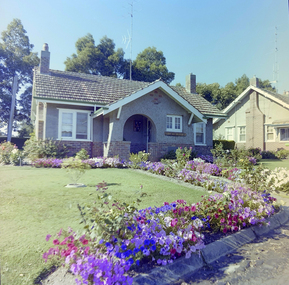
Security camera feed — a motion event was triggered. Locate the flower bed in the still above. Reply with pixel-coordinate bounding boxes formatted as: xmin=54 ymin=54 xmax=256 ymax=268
xmin=43 ymin=182 xmax=277 ymax=285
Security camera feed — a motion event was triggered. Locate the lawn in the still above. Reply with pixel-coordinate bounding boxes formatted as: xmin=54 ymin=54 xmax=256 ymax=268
xmin=0 ymin=166 xmax=207 ymax=285
xmin=260 ymin=159 xmax=289 ymax=170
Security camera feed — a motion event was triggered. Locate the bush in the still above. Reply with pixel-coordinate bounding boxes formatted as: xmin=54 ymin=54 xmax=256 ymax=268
xmin=23 ymin=133 xmax=68 ymax=161
xmin=75 ymin=148 xmax=89 ymax=160
xmin=261 ymin=150 xmax=277 ymax=159
xmin=213 ymin=140 xmax=235 ymax=150
xmin=162 ymin=150 xmax=177 ymax=160
xmin=276 ymin=148 xmax=289 ymax=159
xmin=0 ymin=141 xmax=24 ymax=165
xmin=176 ymin=146 xmax=192 ymax=169
xmin=128 ymin=151 xmax=149 ymax=168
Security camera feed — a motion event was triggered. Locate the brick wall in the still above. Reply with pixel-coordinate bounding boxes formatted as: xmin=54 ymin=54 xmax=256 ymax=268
xmin=59 ymin=141 xmax=92 ymax=157
xmin=104 ymin=141 xmax=131 ymax=160
xmin=92 ymin=142 xmax=103 ymax=157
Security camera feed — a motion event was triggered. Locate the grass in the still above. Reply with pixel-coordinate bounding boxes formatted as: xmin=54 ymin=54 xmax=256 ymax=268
xmin=0 ymin=166 xmax=207 ymax=285
xmin=259 ymin=158 xmax=289 ymax=170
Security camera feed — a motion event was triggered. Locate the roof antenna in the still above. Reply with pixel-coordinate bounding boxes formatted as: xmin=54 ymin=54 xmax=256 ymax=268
xmin=270 ymin=26 xmax=279 ymax=93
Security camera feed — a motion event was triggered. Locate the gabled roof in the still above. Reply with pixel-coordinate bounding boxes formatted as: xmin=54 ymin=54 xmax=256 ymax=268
xmin=213 ymin=85 xmax=289 ymax=124
xmin=33 ymin=68 xmax=224 ymax=118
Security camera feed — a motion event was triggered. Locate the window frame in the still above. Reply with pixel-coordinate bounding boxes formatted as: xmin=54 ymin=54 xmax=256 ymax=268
xmin=194 ymin=122 xmax=206 ymax=145
xmin=266 ymin=125 xmax=275 ymax=142
xmin=280 ymin=128 xmax=289 ymax=142
xmin=225 ymin=127 xmax=235 ymax=141
xmin=166 ymin=115 xmax=182 ymax=133
xmin=58 ymin=109 xmax=91 ymax=141
xmin=238 ymin=126 xmax=246 ymax=142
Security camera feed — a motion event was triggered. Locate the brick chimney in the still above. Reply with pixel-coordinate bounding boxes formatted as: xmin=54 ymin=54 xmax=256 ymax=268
xmin=185 ymin=73 xmax=196 ymax=94
xmin=250 ymin=76 xmax=259 ymax=87
xmin=39 ymin=43 xmax=50 ymax=74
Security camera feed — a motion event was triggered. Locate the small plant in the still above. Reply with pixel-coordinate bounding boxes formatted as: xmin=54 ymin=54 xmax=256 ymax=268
xmin=276 ymin=148 xmax=289 ymax=159
xmin=75 ymin=148 xmax=90 ymax=160
xmin=128 ymin=150 xmax=149 ymax=168
xmin=176 ymin=146 xmax=192 ymax=169
xmin=0 ymin=141 xmax=24 ymax=165
xmin=61 ymin=157 xmax=91 ymax=185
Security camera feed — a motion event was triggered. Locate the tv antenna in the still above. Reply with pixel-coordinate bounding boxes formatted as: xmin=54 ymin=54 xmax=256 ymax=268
xmin=122 ymin=2 xmax=134 ymax=80
xmin=270 ymin=26 xmax=279 ymax=92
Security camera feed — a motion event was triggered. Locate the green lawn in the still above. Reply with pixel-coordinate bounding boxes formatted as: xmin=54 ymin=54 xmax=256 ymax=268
xmin=260 ymin=159 xmax=289 ymax=170
xmin=0 ymin=166 xmax=207 ymax=285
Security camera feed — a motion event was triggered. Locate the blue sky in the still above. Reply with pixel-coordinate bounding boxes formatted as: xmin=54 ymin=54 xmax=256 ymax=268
xmin=1 ymin=0 xmax=289 ymax=93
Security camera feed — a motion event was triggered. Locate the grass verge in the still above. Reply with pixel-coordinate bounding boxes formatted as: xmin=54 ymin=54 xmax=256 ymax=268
xmin=260 ymin=159 xmax=289 ymax=170
xmin=0 ymin=166 xmax=207 ymax=285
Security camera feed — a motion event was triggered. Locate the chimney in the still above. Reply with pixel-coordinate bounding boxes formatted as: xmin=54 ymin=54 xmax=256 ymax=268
xmin=250 ymin=76 xmax=259 ymax=87
xmin=39 ymin=43 xmax=50 ymax=74
xmin=185 ymin=73 xmax=196 ymax=93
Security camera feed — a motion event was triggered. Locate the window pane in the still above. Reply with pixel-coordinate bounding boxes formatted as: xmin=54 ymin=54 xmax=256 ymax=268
xmin=175 ymin=117 xmax=180 ymax=129
xmin=227 ymin=128 xmax=233 ymax=140
xmin=281 ymin=128 xmax=289 ymax=141
xmin=166 ymin=116 xmax=172 ymax=129
xmin=62 ymin=113 xmax=73 ymax=137
xmin=196 ymin=133 xmax=204 ymax=143
xmin=76 ymin=113 xmax=88 ymax=139
xmin=239 ymin=127 xmax=246 ymax=141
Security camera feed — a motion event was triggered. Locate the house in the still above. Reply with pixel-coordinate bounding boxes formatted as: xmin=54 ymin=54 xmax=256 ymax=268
xmin=213 ymin=76 xmax=289 ymax=151
xmin=31 ymin=44 xmax=224 ymax=161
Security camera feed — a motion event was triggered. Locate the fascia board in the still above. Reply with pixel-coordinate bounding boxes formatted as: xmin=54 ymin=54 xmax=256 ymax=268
xmin=102 ymin=81 xmax=206 ymax=122
xmin=33 ymin=97 xmax=105 ymax=107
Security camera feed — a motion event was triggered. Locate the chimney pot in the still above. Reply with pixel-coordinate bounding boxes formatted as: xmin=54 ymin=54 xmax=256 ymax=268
xmin=40 ymin=43 xmax=50 ymax=74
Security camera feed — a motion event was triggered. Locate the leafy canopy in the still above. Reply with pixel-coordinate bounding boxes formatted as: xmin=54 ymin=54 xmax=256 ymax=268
xmin=0 ymin=19 xmax=39 ymax=129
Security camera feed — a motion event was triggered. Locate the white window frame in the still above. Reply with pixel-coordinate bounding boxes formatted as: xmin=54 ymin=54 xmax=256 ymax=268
xmin=194 ymin=122 xmax=206 ymax=145
xmin=266 ymin=125 xmax=275 ymax=142
xmin=58 ymin=109 xmax=91 ymax=141
xmin=166 ymin=115 xmax=182 ymax=133
xmin=280 ymin=128 xmax=289 ymax=142
xmin=238 ymin=126 xmax=246 ymax=142
xmin=225 ymin=127 xmax=235 ymax=141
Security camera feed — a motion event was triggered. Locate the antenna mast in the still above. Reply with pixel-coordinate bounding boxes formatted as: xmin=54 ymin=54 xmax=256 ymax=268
xmin=273 ymin=26 xmax=279 ymax=92
xmin=129 ymin=1 xmax=133 ymax=80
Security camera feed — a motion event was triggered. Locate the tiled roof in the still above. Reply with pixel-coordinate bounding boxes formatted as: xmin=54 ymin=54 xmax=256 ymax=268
xmin=258 ymin=87 xmax=289 ymax=105
xmin=34 ymin=68 xmax=223 ymax=116
xmin=170 ymin=86 xmax=223 ymax=116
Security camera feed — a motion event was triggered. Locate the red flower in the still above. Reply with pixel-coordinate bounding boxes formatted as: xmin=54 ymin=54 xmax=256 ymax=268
xmin=53 ymin=239 xmax=60 ymax=245
xmin=214 ymin=213 xmax=219 ymax=219
xmin=184 ymin=206 xmax=190 ymax=212
xmin=82 ymin=239 xmax=88 ymax=245
xmin=170 ymin=248 xmax=176 ymax=255
xmin=191 ymin=205 xmax=196 ymax=212
xmin=223 ymin=227 xmax=227 ymax=233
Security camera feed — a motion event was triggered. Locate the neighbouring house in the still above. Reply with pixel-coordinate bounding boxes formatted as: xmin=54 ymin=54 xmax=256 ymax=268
xmin=213 ymin=76 xmax=289 ymax=151
xmin=31 ymin=44 xmax=225 ymax=161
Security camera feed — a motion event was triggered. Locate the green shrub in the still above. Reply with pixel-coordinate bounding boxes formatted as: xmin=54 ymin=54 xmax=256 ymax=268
xmin=0 ymin=141 xmax=24 ymax=165
xmin=129 ymin=151 xmax=149 ymax=168
xmin=276 ymin=148 xmax=289 ymax=159
xmin=176 ymin=146 xmax=192 ymax=169
xmin=23 ymin=133 xmax=68 ymax=161
xmin=213 ymin=140 xmax=235 ymax=150
xmin=61 ymin=157 xmax=91 ymax=184
xmin=261 ymin=150 xmax=277 ymax=159
xmin=75 ymin=148 xmax=89 ymax=160
xmin=162 ymin=150 xmax=177 ymax=160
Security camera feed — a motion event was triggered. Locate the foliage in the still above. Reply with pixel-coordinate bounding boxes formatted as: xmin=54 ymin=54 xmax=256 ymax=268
xmin=32 ymin=158 xmax=63 ymax=168
xmin=61 ymin=157 xmax=91 ymax=184
xmin=128 ymin=150 xmax=150 ymax=168
xmin=132 ymin=47 xmax=175 ymax=84
xmin=65 ymin=34 xmax=129 ymax=78
xmin=162 ymin=149 xmax=177 ymax=160
xmin=261 ymin=150 xmax=277 ymax=159
xmin=276 ymin=148 xmax=289 ymax=159
xmin=0 ymin=141 xmax=23 ymax=165
xmin=265 ymin=167 xmax=289 ymax=193
xmin=75 ymin=148 xmax=90 ymax=160
xmin=176 ymin=146 xmax=192 ymax=169
xmin=23 ymin=133 xmax=68 ymax=161
xmin=213 ymin=140 xmax=235 ymax=150
xmin=0 ymin=19 xmax=39 ymax=125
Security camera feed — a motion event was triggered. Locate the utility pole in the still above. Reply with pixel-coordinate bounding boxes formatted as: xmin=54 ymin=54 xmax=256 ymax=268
xmin=7 ymin=75 xmax=18 ymax=142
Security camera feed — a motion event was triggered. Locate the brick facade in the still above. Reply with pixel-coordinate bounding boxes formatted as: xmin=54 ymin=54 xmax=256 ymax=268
xmin=59 ymin=141 xmax=92 ymax=157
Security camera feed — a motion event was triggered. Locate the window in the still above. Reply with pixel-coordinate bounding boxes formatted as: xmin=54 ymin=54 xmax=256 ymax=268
xmin=280 ymin=128 xmax=289 ymax=141
xmin=194 ymin=122 xmax=206 ymax=145
xmin=226 ymin=127 xmax=234 ymax=140
xmin=58 ymin=109 xmax=90 ymax=140
xmin=166 ymin=115 xmax=182 ymax=132
xmin=266 ymin=126 xmax=274 ymax=141
xmin=238 ymin=126 xmax=246 ymax=142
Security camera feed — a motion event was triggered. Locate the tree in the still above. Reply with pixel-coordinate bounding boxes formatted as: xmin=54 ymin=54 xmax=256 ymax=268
xmin=131 ymin=47 xmax=175 ymax=84
xmin=0 ymin=19 xmax=39 ymax=126
xmin=65 ymin=34 xmax=129 ymax=78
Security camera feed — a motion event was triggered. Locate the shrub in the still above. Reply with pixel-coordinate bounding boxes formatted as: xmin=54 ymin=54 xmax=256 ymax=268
xmin=261 ymin=150 xmax=277 ymax=159
xmin=23 ymin=133 xmax=68 ymax=161
xmin=176 ymin=146 xmax=192 ymax=169
xmin=162 ymin=150 xmax=177 ymax=160
xmin=276 ymin=148 xmax=289 ymax=159
xmin=128 ymin=151 xmax=149 ymax=168
xmin=213 ymin=140 xmax=235 ymax=150
xmin=61 ymin=157 xmax=91 ymax=184
xmin=75 ymin=148 xmax=90 ymax=160
xmin=0 ymin=141 xmax=24 ymax=165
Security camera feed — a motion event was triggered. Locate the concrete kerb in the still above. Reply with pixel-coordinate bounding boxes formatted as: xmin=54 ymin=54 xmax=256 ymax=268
xmin=132 ymin=206 xmax=289 ymax=285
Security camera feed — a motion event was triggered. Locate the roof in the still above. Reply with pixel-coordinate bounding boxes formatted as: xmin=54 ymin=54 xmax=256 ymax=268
xmin=213 ymin=85 xmax=289 ymax=124
xmin=33 ymin=68 xmax=224 ymax=117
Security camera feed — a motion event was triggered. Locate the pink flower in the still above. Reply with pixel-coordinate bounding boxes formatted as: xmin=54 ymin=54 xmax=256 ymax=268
xmin=82 ymin=239 xmax=88 ymax=245
xmin=214 ymin=213 xmax=219 ymax=219
xmin=184 ymin=206 xmax=190 ymax=212
xmin=53 ymin=239 xmax=60 ymax=245
xmin=171 ymin=218 xmax=178 ymax=227
xmin=191 ymin=205 xmax=196 ymax=212
xmin=223 ymin=227 xmax=227 ymax=233
xmin=57 ymin=228 xmax=63 ymax=237
xmin=84 ymin=247 xmax=90 ymax=255
xmin=60 ymin=237 xmax=68 ymax=245
xmin=46 ymin=234 xmax=52 ymax=242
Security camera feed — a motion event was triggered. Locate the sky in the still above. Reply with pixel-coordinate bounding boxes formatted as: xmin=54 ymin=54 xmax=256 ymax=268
xmin=1 ymin=0 xmax=289 ymax=93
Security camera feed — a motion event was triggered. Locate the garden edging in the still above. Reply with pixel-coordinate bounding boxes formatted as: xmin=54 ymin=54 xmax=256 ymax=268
xmin=132 ymin=205 xmax=289 ymax=285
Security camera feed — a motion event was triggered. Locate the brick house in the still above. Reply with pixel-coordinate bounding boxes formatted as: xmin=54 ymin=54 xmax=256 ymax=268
xmin=31 ymin=44 xmax=224 ymax=160
xmin=213 ymin=76 xmax=289 ymax=151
